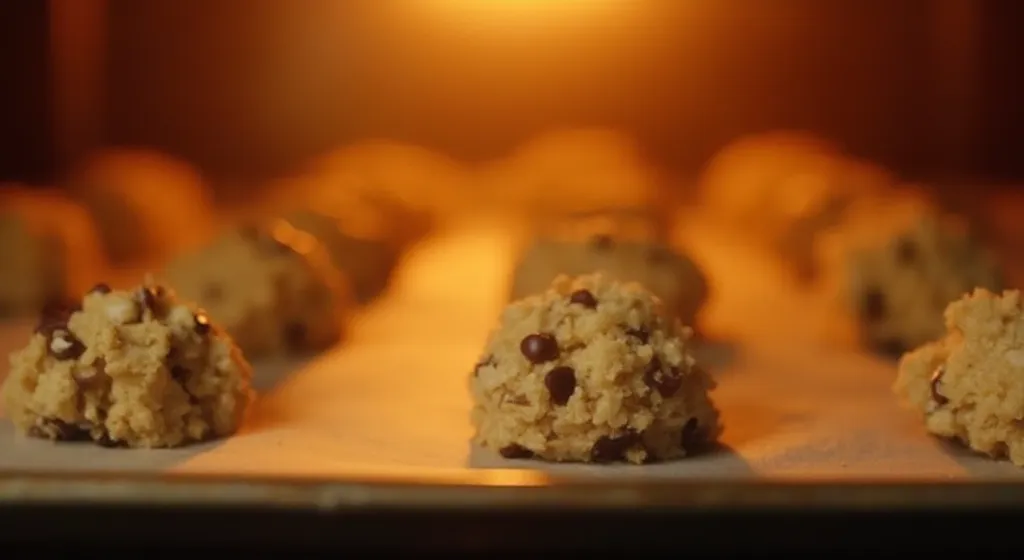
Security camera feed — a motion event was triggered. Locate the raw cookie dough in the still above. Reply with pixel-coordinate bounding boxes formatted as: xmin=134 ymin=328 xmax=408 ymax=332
xmin=1 ymin=280 xmax=254 ymax=448
xmin=510 ymin=212 xmax=709 ymax=329
xmin=894 ymin=288 xmax=1024 ymax=467
xmin=162 ymin=222 xmax=351 ymax=357
xmin=284 ymin=210 xmax=402 ymax=304
xmin=700 ymin=131 xmax=893 ymax=280
xmin=471 ymin=273 xmax=720 ymax=464
xmin=837 ymin=205 xmax=1003 ymax=356
xmin=68 ymin=149 xmax=216 ymax=264
xmin=0 ymin=187 xmax=106 ymax=316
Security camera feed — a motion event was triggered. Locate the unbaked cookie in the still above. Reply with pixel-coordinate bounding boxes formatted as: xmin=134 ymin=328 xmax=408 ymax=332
xmin=1 ymin=279 xmax=254 ymax=448
xmin=0 ymin=187 xmax=106 ymax=317
xmin=510 ymin=213 xmax=709 ymax=329
xmin=894 ymin=289 xmax=1024 ymax=466
xmin=68 ymin=149 xmax=216 ymax=264
xmin=162 ymin=222 xmax=351 ymax=357
xmin=284 ymin=210 xmax=401 ymax=304
xmin=471 ymin=273 xmax=720 ymax=464
xmin=837 ymin=206 xmax=1003 ymax=356
xmin=700 ymin=131 xmax=893 ymax=280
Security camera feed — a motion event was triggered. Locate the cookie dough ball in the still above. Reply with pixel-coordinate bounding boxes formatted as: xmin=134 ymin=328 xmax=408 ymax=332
xmin=700 ymin=131 xmax=893 ymax=279
xmin=894 ymin=289 xmax=1024 ymax=466
xmin=471 ymin=274 xmax=720 ymax=464
xmin=162 ymin=222 xmax=351 ymax=357
xmin=510 ymin=213 xmax=709 ymax=328
xmin=69 ymin=149 xmax=216 ymax=264
xmin=1 ymin=280 xmax=254 ymax=448
xmin=482 ymin=128 xmax=666 ymax=224
xmin=284 ymin=210 xmax=401 ymax=304
xmin=0 ymin=187 xmax=106 ymax=316
xmin=836 ymin=203 xmax=1003 ymax=355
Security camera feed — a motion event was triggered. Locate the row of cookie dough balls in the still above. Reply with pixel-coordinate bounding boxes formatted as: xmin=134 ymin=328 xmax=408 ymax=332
xmin=700 ymin=130 xmax=1005 ymax=356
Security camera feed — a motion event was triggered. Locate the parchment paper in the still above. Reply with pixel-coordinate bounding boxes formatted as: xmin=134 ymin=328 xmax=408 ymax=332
xmin=1 ymin=220 xmax=1022 ymax=481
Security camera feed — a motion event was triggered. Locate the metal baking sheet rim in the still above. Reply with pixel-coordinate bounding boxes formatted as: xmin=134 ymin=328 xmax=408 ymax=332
xmin=2 ymin=469 xmax=1024 ymax=511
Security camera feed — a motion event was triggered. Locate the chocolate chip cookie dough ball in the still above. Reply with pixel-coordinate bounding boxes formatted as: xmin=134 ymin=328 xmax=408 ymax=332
xmin=894 ymin=289 xmax=1024 ymax=467
xmin=833 ymin=202 xmax=1003 ymax=356
xmin=162 ymin=222 xmax=352 ymax=358
xmin=284 ymin=210 xmax=402 ymax=304
xmin=1 ymin=280 xmax=254 ymax=448
xmin=700 ymin=131 xmax=893 ymax=280
xmin=0 ymin=187 xmax=106 ymax=317
xmin=471 ymin=274 xmax=720 ymax=464
xmin=510 ymin=211 xmax=709 ymax=330
xmin=69 ymin=149 xmax=217 ymax=264
xmin=481 ymin=128 xmax=666 ymax=224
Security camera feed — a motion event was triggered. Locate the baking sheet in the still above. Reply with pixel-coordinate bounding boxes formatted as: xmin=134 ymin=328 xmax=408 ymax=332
xmin=1 ymin=218 xmax=1023 ymax=482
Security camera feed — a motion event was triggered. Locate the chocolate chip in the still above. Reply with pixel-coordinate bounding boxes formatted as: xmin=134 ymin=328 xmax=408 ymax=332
xmin=283 ymin=321 xmax=307 ymax=351
xmin=589 ymin=234 xmax=614 ymax=251
xmin=520 ymin=333 xmax=559 ymax=364
xmin=895 ymin=238 xmax=917 ymax=264
xmin=643 ymin=358 xmax=682 ymax=397
xmin=171 ymin=365 xmax=189 ymax=383
xmin=626 ymin=327 xmax=649 ymax=344
xmin=591 ymin=431 xmax=640 ymax=463
xmin=193 ymin=312 xmax=211 ymax=335
xmin=569 ymin=289 xmax=598 ymax=309
xmin=680 ymin=418 xmax=707 ymax=453
xmin=89 ymin=283 xmax=112 ymax=295
xmin=930 ymin=365 xmax=949 ymax=405
xmin=95 ymin=433 xmax=125 ymax=448
xmin=202 ymin=283 xmax=223 ymax=302
xmin=544 ymin=366 xmax=577 ymax=406
xmin=473 ymin=355 xmax=496 ymax=377
xmin=861 ymin=288 xmax=886 ymax=322
xmin=136 ymin=285 xmax=165 ymax=314
xmin=499 ymin=444 xmax=535 ymax=459
xmin=31 ymin=419 xmax=91 ymax=442
xmin=35 ymin=301 xmax=79 ymax=335
xmin=48 ymin=328 xmax=85 ymax=361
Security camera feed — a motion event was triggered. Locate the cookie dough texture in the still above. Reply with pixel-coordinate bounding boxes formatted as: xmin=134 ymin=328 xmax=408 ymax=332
xmin=0 ymin=187 xmax=106 ymax=316
xmin=700 ymin=131 xmax=892 ymax=280
xmin=283 ymin=209 xmax=403 ymax=304
xmin=894 ymin=289 xmax=1024 ymax=467
xmin=836 ymin=204 xmax=1003 ymax=355
xmin=2 ymin=281 xmax=254 ymax=448
xmin=163 ymin=222 xmax=351 ymax=357
xmin=471 ymin=274 xmax=720 ymax=464
xmin=69 ymin=149 xmax=216 ymax=263
xmin=510 ymin=227 xmax=709 ymax=328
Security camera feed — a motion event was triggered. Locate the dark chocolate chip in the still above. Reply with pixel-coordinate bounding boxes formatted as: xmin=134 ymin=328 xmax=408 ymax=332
xmin=569 ymin=289 xmax=598 ymax=309
xmin=193 ymin=312 xmax=211 ymax=335
xmin=95 ymin=433 xmax=125 ymax=448
xmin=643 ymin=359 xmax=682 ymax=397
xmin=32 ymin=419 xmax=91 ymax=442
xmin=171 ymin=365 xmax=190 ymax=383
xmin=591 ymin=431 xmax=641 ymax=463
xmin=589 ymin=234 xmax=614 ymax=251
xmin=283 ymin=321 xmax=308 ymax=351
xmin=544 ymin=366 xmax=577 ymax=406
xmin=35 ymin=301 xmax=79 ymax=335
xmin=135 ymin=285 xmax=164 ymax=314
xmin=680 ymin=418 xmax=707 ymax=453
xmin=626 ymin=327 xmax=650 ymax=344
xmin=48 ymin=329 xmax=85 ymax=361
xmin=499 ymin=444 xmax=535 ymax=459
xmin=520 ymin=333 xmax=559 ymax=364
xmin=930 ymin=365 xmax=949 ymax=405
xmin=895 ymin=238 xmax=917 ymax=264
xmin=860 ymin=288 xmax=886 ymax=322
xmin=89 ymin=283 xmax=112 ymax=295
xmin=202 ymin=283 xmax=223 ymax=302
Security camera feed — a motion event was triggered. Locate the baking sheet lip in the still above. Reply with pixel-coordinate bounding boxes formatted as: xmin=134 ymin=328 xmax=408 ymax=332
xmin=3 ymin=470 xmax=1024 ymax=511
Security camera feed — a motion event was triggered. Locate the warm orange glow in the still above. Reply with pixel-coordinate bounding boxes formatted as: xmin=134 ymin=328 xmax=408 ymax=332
xmin=416 ymin=0 xmax=632 ymax=28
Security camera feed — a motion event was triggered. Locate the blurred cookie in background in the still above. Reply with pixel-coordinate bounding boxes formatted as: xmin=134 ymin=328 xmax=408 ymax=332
xmin=509 ymin=208 xmax=709 ymax=332
xmin=162 ymin=222 xmax=352 ymax=359
xmin=816 ymin=189 xmax=1004 ymax=357
xmin=0 ymin=186 xmax=106 ymax=317
xmin=480 ymin=128 xmax=669 ymax=227
xmin=700 ymin=130 xmax=894 ymax=282
xmin=67 ymin=149 xmax=217 ymax=265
